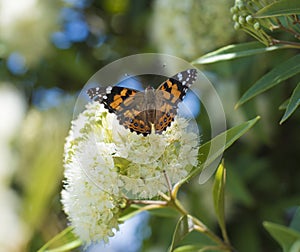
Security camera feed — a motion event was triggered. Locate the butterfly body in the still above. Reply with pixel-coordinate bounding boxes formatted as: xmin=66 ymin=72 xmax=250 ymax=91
xmin=87 ymin=69 xmax=197 ymax=136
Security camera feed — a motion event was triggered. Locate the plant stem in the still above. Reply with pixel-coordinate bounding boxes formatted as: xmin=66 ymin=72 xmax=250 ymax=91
xmin=272 ymin=18 xmax=300 ymax=39
xmin=128 ymin=199 xmax=167 ymax=206
xmin=271 ymin=39 xmax=300 ymax=48
xmin=168 ymin=196 xmax=234 ymax=251
xmin=127 ymin=180 xmax=235 ymax=251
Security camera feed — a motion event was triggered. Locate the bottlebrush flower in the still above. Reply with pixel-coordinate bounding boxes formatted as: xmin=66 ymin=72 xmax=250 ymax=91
xmin=61 ymin=101 xmax=199 ymax=244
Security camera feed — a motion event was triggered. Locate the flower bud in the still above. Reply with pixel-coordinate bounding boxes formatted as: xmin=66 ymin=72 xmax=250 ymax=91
xmin=254 ymin=22 xmax=260 ymax=30
xmin=246 ymin=15 xmax=253 ymax=24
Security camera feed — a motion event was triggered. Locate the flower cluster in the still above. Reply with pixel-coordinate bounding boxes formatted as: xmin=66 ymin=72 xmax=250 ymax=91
xmin=151 ymin=0 xmax=237 ymax=59
xmin=61 ymin=102 xmax=199 ymax=244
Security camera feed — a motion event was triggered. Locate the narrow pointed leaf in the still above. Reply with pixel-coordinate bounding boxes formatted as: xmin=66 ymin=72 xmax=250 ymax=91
xmin=38 ymin=227 xmax=82 ymax=252
xmin=169 ymin=215 xmax=194 ymax=252
xmin=40 ymin=241 xmax=83 ymax=252
xmin=182 ymin=116 xmax=260 ymax=185
xmin=192 ymin=42 xmax=285 ymax=64
xmin=291 ymin=240 xmax=300 ymax=252
xmin=255 ymin=0 xmax=300 ymax=18
xmin=119 ymin=205 xmax=178 ymax=222
xmin=263 ymin=221 xmax=300 ymax=252
xmin=280 ymin=82 xmax=300 ymax=124
xmin=213 ymin=161 xmax=228 ymax=243
xmin=236 ymin=54 xmax=300 ymax=108
xmin=279 ymin=99 xmax=289 ymax=110
xmin=174 ymin=244 xmax=218 ymax=252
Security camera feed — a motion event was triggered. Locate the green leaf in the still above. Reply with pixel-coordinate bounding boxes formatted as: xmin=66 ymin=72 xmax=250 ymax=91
xmin=198 ymin=117 xmax=260 ymax=167
xmin=169 ymin=215 xmax=194 ymax=252
xmin=212 ymin=161 xmax=229 ymax=243
xmin=279 ymin=99 xmax=290 ymax=110
xmin=192 ymin=42 xmax=285 ymax=64
xmin=183 ymin=116 xmax=260 ymax=185
xmin=236 ymin=54 xmax=300 ymax=108
xmin=173 ymin=244 xmax=219 ymax=252
xmin=38 ymin=227 xmax=82 ymax=252
xmin=291 ymin=240 xmax=300 ymax=252
xmin=255 ymin=0 xmax=300 ymax=18
xmin=263 ymin=221 xmax=300 ymax=252
xmin=290 ymin=207 xmax=300 ymax=233
xmin=280 ymin=82 xmax=300 ymax=124
xmin=119 ymin=204 xmax=178 ymax=222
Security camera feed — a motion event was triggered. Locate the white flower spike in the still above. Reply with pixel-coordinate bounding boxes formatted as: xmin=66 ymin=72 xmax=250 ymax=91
xmin=61 ymin=102 xmax=199 ymax=244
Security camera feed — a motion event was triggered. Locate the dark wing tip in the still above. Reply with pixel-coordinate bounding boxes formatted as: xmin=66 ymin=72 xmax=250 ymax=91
xmin=86 ymin=87 xmax=101 ymax=99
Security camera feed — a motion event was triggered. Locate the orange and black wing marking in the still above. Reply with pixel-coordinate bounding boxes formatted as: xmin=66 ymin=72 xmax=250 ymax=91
xmin=87 ymin=86 xmax=151 ymax=135
xmin=154 ymin=69 xmax=197 ymax=134
xmin=157 ymin=69 xmax=197 ymax=104
xmin=120 ymin=109 xmax=152 ymax=136
xmin=87 ymin=86 xmax=138 ymax=113
xmin=154 ymin=104 xmax=177 ymax=134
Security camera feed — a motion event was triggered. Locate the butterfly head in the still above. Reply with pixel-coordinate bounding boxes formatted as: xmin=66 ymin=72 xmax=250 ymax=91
xmin=145 ymin=86 xmax=155 ymax=91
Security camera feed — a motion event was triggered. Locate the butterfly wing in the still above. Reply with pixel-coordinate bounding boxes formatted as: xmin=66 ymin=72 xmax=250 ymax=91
xmin=87 ymin=86 xmax=139 ymax=113
xmin=87 ymin=86 xmax=152 ymax=135
xmin=154 ymin=69 xmax=197 ymax=134
xmin=87 ymin=69 xmax=197 ymax=136
xmin=157 ymin=69 xmax=197 ymax=103
xmin=116 ymin=93 xmax=152 ymax=136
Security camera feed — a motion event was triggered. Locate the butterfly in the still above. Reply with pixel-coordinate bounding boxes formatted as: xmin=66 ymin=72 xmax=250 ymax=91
xmin=87 ymin=69 xmax=197 ymax=136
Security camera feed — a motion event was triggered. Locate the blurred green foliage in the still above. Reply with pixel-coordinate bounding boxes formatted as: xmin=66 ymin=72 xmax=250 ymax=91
xmin=1 ymin=0 xmax=300 ymax=251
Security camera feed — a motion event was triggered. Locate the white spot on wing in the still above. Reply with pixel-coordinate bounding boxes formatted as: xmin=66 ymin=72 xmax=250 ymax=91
xmin=177 ymin=73 xmax=183 ymax=81
xmin=106 ymin=86 xmax=112 ymax=94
